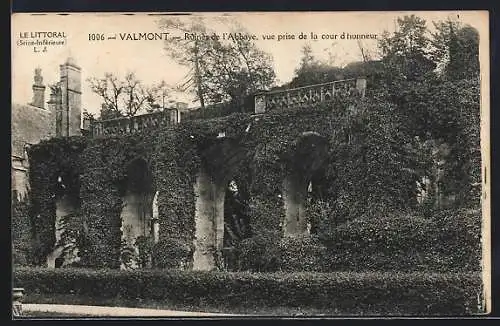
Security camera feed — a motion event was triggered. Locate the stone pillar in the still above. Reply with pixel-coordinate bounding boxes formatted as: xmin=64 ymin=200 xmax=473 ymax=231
xmin=356 ymin=78 xmax=367 ymax=98
xmin=152 ymin=191 xmax=160 ymax=243
xmin=282 ymin=173 xmax=309 ymax=236
xmin=192 ymin=170 xmax=216 ymax=270
xmin=213 ymin=181 xmax=226 ymax=267
xmin=192 ymin=168 xmax=228 ymax=271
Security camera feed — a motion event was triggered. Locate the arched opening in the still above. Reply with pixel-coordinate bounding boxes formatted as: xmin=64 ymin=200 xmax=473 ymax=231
xmin=222 ymin=179 xmax=252 ymax=270
xmin=47 ymin=173 xmax=81 ymax=268
xmin=192 ymin=134 xmax=251 ymax=271
xmin=119 ymin=158 xmax=156 ymax=269
xmin=282 ymin=132 xmax=329 ymax=236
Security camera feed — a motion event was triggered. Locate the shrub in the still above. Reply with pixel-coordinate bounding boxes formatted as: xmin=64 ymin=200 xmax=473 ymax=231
xmin=13 ymin=267 xmax=483 ymax=315
xmin=322 ymin=208 xmax=482 ymax=272
xmin=278 ymin=235 xmax=327 ymax=272
xmin=135 ymin=236 xmax=154 ymax=268
xmin=12 ymin=194 xmax=33 ymax=267
xmin=237 ymin=231 xmax=281 ymax=272
xmin=151 ymin=238 xmax=193 ymax=269
xmin=119 ymin=239 xmax=137 ymax=269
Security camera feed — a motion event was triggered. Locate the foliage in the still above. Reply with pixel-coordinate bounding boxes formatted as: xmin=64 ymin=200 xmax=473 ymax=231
xmin=56 ymin=210 xmax=84 ymax=266
xmin=387 ymin=77 xmax=481 ymax=206
xmin=430 ymin=20 xmax=480 ymax=80
xmin=158 ymin=17 xmax=275 ymax=108
xmin=223 ymin=179 xmax=252 ymax=248
xmin=289 ymin=44 xmax=345 ymax=88
xmin=25 ymin=13 xmax=482 ymax=268
xmin=151 ymin=238 xmax=194 ymax=269
xmin=88 ymin=72 xmax=171 ymax=118
xmin=378 ymin=15 xmax=436 ymax=82
xmin=236 ymin=231 xmax=281 ymax=272
xmin=26 ymin=77 xmax=481 ymax=268
xmin=14 ymin=267 xmax=483 ymax=315
xmin=135 ymin=236 xmax=155 ymax=268
xmin=321 ymin=208 xmax=482 ymax=273
xmin=119 ymin=238 xmax=137 ymax=269
xmin=278 ymin=235 xmax=327 ymax=272
xmin=12 ymin=194 xmax=33 ymax=266
xmin=27 ymin=136 xmax=86 ymax=266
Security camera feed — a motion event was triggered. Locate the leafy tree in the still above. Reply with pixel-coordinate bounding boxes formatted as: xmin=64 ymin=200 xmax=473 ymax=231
xmin=378 ymin=15 xmax=436 ymax=82
xmin=88 ymin=72 xmax=170 ymax=119
xmin=158 ymin=17 xmax=275 ymax=109
xmin=430 ymin=19 xmax=480 ymax=80
xmin=367 ymin=14 xmax=481 ymax=209
xmin=289 ymin=44 xmax=344 ymax=87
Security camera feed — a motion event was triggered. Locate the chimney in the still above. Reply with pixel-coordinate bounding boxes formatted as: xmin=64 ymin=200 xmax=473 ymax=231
xmin=31 ymin=68 xmax=46 ymax=108
xmin=59 ymin=57 xmax=82 ymax=136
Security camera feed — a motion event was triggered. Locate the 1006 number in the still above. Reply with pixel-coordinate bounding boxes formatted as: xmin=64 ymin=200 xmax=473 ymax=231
xmin=89 ymin=33 xmax=105 ymax=41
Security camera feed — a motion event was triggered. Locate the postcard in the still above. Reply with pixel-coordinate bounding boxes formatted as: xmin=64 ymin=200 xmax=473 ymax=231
xmin=11 ymin=11 xmax=490 ymax=318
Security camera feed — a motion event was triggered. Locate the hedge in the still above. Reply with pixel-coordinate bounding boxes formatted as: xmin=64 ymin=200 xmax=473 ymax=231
xmin=323 ymin=208 xmax=482 ymax=273
xmin=13 ymin=267 xmax=482 ymax=315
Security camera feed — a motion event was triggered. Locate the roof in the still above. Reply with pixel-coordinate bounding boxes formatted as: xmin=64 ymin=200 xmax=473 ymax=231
xmin=11 ymin=103 xmax=54 ymax=158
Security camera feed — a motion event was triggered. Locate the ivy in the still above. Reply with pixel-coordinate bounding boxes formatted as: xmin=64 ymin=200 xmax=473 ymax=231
xmin=27 ymin=136 xmax=86 ymax=266
xmin=25 ymin=90 xmax=480 ymax=268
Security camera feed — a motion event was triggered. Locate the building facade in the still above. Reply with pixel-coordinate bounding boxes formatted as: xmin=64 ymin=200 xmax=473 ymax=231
xmin=11 ymin=58 xmax=82 ymax=200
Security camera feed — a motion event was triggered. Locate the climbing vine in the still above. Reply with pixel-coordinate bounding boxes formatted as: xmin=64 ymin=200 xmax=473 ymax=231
xmin=27 ymin=136 xmax=86 ymax=266
xmin=25 ymin=90 xmax=477 ymax=268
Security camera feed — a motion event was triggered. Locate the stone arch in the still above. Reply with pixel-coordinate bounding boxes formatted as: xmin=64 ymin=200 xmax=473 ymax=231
xmin=192 ymin=135 xmax=252 ymax=271
xmin=282 ymin=132 xmax=329 ymax=236
xmin=119 ymin=157 xmax=157 ymax=269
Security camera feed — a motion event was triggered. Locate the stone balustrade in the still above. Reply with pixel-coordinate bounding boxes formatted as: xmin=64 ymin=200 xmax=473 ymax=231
xmin=90 ymin=109 xmax=178 ymax=137
xmin=89 ymin=78 xmax=367 ymax=137
xmin=254 ymin=78 xmax=367 ymax=113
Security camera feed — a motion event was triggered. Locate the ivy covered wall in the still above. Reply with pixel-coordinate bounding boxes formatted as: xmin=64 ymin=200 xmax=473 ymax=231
xmin=25 ymin=93 xmax=479 ymax=269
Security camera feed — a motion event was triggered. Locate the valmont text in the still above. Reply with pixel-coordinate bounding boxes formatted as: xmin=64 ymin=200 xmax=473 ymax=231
xmin=119 ymin=33 xmax=170 ymax=40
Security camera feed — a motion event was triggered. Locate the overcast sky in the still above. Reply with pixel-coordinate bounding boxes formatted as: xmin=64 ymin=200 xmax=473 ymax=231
xmin=11 ymin=11 xmax=487 ymax=116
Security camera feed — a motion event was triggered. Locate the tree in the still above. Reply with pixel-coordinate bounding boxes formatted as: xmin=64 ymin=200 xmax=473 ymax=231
xmin=429 ymin=18 xmax=461 ymax=70
xmin=289 ymin=44 xmax=344 ymax=88
xmin=87 ymin=72 xmax=170 ymax=119
xmin=158 ymin=17 xmax=275 ymax=109
xmin=158 ymin=17 xmax=210 ymax=108
xmin=378 ymin=15 xmax=436 ymax=82
xmin=429 ymin=19 xmax=480 ymax=80
xmin=374 ymin=15 xmax=482 ymax=209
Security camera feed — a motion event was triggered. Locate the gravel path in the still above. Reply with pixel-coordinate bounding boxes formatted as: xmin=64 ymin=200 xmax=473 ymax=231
xmin=22 ymin=304 xmax=239 ymax=317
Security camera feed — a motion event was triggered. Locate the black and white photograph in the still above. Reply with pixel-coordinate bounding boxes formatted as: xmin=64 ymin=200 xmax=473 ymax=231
xmin=11 ymin=11 xmax=490 ymax=318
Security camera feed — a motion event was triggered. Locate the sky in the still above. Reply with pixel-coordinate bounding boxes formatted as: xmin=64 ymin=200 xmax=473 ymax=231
xmin=11 ymin=11 xmax=488 ymax=117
